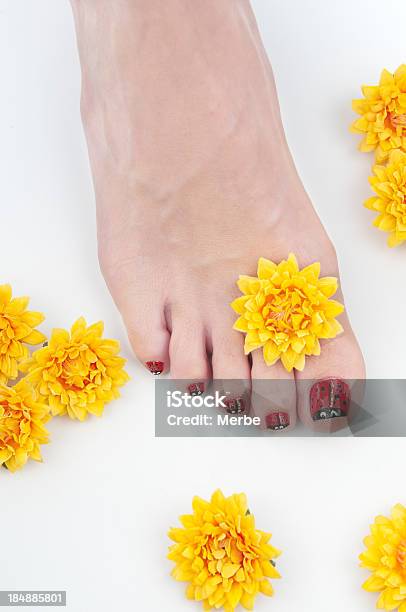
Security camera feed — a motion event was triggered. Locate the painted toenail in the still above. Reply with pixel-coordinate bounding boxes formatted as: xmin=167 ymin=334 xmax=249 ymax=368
xmin=188 ymin=382 xmax=205 ymax=396
xmin=310 ymin=378 xmax=350 ymax=421
xmin=145 ymin=361 xmax=164 ymax=375
xmin=265 ymin=411 xmax=290 ymax=430
xmin=224 ymin=397 xmax=245 ymax=415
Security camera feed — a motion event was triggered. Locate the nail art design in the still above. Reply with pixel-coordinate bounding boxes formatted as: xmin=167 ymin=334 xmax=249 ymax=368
xmin=188 ymin=383 xmax=205 ymax=396
xmin=310 ymin=378 xmax=350 ymax=421
xmin=224 ymin=397 xmax=245 ymax=415
xmin=266 ymin=412 xmax=290 ymax=430
xmin=145 ymin=361 xmax=164 ymax=375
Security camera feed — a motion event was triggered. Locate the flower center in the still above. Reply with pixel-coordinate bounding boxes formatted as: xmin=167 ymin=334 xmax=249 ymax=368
xmin=397 ymin=540 xmax=406 ymax=568
xmin=390 ymin=113 xmax=406 ymax=129
xmin=262 ymin=291 xmax=296 ymax=329
xmin=266 ymin=311 xmax=285 ymax=323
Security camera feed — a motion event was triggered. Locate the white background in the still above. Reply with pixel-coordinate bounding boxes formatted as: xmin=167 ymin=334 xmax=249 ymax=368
xmin=0 ymin=1 xmax=405 ymax=611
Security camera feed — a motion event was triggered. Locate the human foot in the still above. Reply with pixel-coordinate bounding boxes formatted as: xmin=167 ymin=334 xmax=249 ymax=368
xmin=70 ymin=0 xmax=365 ymax=430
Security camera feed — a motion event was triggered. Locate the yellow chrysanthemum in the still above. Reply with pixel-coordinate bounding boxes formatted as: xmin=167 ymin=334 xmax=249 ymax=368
xmin=351 ymin=65 xmax=406 ymax=162
xmin=21 ymin=317 xmax=129 ymax=421
xmin=230 ymin=254 xmax=344 ymax=373
xmin=0 ymin=284 xmax=46 ymax=384
xmin=168 ymin=490 xmax=281 ymax=612
xmin=364 ymin=149 xmax=406 ymax=247
xmin=360 ymin=504 xmax=406 ymax=612
xmin=0 ymin=378 xmax=50 ymax=472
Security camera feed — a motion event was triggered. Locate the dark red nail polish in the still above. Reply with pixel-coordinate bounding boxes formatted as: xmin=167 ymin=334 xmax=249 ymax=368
xmin=145 ymin=361 xmax=164 ymax=375
xmin=188 ymin=383 xmax=205 ymax=396
xmin=310 ymin=378 xmax=350 ymax=422
xmin=266 ymin=412 xmax=290 ymax=430
xmin=224 ymin=397 xmax=245 ymax=415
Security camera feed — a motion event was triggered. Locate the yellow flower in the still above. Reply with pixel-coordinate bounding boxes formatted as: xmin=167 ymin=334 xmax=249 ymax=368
xmin=351 ymin=65 xmax=406 ymax=162
xmin=168 ymin=489 xmax=281 ymax=611
xmin=231 ymin=254 xmax=344 ymax=372
xmin=21 ymin=317 xmax=129 ymax=421
xmin=0 ymin=284 xmax=46 ymax=384
xmin=360 ymin=504 xmax=406 ymax=612
xmin=365 ymin=150 xmax=406 ymax=247
xmin=0 ymin=378 xmax=50 ymax=472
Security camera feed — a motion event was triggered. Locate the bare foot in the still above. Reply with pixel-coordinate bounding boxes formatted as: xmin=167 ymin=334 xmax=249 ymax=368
xmin=70 ymin=0 xmax=365 ymax=430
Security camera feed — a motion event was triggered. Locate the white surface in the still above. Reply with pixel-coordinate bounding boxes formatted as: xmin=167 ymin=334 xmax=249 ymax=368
xmin=0 ymin=1 xmax=405 ymax=611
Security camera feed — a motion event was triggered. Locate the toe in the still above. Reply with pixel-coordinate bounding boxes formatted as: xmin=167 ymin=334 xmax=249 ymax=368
xmin=128 ymin=316 xmax=170 ymax=376
xmin=211 ymin=326 xmax=251 ymax=415
xmin=251 ymin=350 xmax=297 ymax=431
xmin=296 ymin=315 xmax=366 ymax=433
xmin=116 ymin=296 xmax=170 ymax=375
xmin=103 ymin=267 xmax=171 ymax=375
xmin=169 ymin=320 xmax=210 ymax=393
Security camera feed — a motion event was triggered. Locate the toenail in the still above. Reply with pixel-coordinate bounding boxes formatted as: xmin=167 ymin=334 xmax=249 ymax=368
xmin=145 ymin=361 xmax=164 ymax=375
xmin=310 ymin=378 xmax=350 ymax=421
xmin=188 ymin=383 xmax=205 ymax=396
xmin=265 ymin=411 xmax=290 ymax=430
xmin=224 ymin=397 xmax=245 ymax=415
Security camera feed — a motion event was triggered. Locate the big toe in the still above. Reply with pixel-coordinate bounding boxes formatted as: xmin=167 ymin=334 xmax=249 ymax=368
xmin=296 ymin=314 xmax=365 ymax=433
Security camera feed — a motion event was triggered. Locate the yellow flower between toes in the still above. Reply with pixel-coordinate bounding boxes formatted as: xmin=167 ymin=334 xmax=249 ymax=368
xmin=360 ymin=504 xmax=406 ymax=612
xmin=168 ymin=490 xmax=281 ymax=611
xmin=365 ymin=149 xmax=406 ymax=247
xmin=0 ymin=379 xmax=50 ymax=472
xmin=0 ymin=284 xmax=46 ymax=384
xmin=351 ymin=65 xmax=406 ymax=163
xmin=20 ymin=317 xmax=129 ymax=421
xmin=231 ymin=254 xmax=344 ymax=373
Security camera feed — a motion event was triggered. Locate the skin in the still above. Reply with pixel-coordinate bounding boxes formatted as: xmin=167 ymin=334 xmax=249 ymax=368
xmin=70 ymin=0 xmax=365 ymax=431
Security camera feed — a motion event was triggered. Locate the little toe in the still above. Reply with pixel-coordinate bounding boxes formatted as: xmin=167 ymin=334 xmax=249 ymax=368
xmin=128 ymin=318 xmax=170 ymax=376
xmin=108 ymin=284 xmax=170 ymax=375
